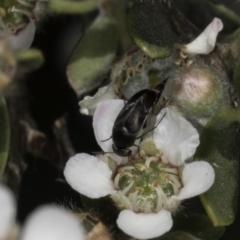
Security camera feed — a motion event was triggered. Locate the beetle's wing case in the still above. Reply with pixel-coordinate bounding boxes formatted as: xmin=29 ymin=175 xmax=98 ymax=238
xmin=112 ymin=89 xmax=156 ymax=148
xmin=124 ymin=90 xmax=158 ymax=133
xmin=114 ymin=89 xmax=149 ymax=122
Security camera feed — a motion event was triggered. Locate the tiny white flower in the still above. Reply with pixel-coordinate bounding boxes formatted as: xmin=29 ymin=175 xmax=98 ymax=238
xmin=20 ymin=205 xmax=86 ymax=240
xmin=0 ymin=184 xmax=16 ymax=239
xmin=79 ymin=85 xmax=118 ymax=116
xmin=183 ymin=17 xmax=223 ymax=55
xmin=0 ymin=4 xmax=36 ymax=50
xmin=64 ymin=100 xmax=215 ymax=239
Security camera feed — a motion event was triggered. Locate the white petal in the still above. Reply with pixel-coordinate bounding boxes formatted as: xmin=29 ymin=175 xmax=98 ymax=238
xmin=7 ymin=20 xmax=36 ymax=50
xmin=64 ymin=153 xmax=116 ymax=198
xmin=20 ymin=205 xmax=85 ymax=240
xmin=173 ymin=161 xmax=215 ymax=200
xmin=184 ymin=18 xmax=223 ymax=55
xmin=153 ymin=108 xmax=200 ymax=166
xmin=79 ymin=85 xmax=118 ymax=116
xmin=0 ymin=184 xmax=16 ymax=239
xmin=93 ymin=99 xmax=126 ymax=164
xmin=117 ymin=210 xmax=173 ymax=240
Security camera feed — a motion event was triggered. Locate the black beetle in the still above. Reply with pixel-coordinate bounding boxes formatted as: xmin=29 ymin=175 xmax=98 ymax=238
xmin=111 ymin=78 xmax=168 ymax=157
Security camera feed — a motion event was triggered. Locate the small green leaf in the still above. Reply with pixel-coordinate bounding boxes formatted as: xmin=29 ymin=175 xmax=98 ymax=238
xmin=67 ymin=13 xmax=119 ymax=96
xmin=194 ymin=115 xmax=240 ymax=226
xmin=127 ymin=0 xmax=176 ymax=58
xmin=15 ymin=49 xmax=44 ymax=71
xmin=48 ymin=0 xmax=104 ymax=14
xmin=0 ymin=96 xmax=10 ymax=175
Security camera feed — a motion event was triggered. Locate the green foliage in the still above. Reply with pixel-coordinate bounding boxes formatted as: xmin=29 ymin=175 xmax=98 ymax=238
xmin=175 ymin=0 xmax=240 ymax=34
xmin=233 ymin=57 xmax=240 ymax=93
xmin=67 ymin=13 xmax=119 ymax=96
xmin=48 ymin=0 xmax=104 ymax=14
xmin=127 ymin=0 xmax=176 ymax=58
xmin=0 ymin=96 xmax=10 ymax=176
xmin=194 ymin=115 xmax=240 ymax=226
xmin=172 ymin=213 xmax=225 ymax=240
xmin=15 ymin=49 xmax=44 ymax=71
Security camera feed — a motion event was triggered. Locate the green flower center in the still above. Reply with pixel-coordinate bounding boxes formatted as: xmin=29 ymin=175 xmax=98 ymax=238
xmin=114 ymin=156 xmax=181 ymax=213
xmin=0 ymin=0 xmax=36 ymax=33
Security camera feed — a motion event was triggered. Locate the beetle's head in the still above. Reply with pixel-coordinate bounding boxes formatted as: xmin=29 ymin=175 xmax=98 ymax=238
xmin=112 ymin=144 xmax=132 ymax=157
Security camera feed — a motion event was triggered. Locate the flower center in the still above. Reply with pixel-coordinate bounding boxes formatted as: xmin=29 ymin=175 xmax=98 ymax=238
xmin=113 ymin=156 xmax=182 ymax=213
xmin=0 ymin=0 xmax=35 ymax=35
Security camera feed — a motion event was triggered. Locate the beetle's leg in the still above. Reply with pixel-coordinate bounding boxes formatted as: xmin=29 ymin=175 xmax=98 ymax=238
xmin=132 ymin=144 xmax=141 ymax=157
xmin=128 ymin=155 xmax=141 ymax=174
xmin=92 ymin=151 xmax=112 ymax=155
xmin=136 ymin=112 xmax=167 ymax=139
xmin=101 ymin=136 xmax=112 ymax=142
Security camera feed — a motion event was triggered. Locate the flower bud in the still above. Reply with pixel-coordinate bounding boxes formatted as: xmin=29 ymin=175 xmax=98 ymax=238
xmin=166 ymin=62 xmax=224 ymax=121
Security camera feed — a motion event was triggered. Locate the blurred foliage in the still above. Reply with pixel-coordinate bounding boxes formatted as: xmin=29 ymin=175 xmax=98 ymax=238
xmin=0 ymin=96 xmax=10 ymax=176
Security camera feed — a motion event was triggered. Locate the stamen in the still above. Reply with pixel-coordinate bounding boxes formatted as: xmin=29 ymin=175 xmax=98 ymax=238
xmin=119 ymin=166 xmax=135 ymax=171
xmin=161 ymin=157 xmax=169 ymax=164
xmin=145 ymin=156 xmax=158 ymax=168
xmin=122 ymin=180 xmax=134 ymax=195
xmin=171 ymin=183 xmax=180 ymax=196
xmin=162 ymin=168 xmax=178 ymax=175
xmin=8 ymin=6 xmax=34 ymax=19
xmin=155 ymin=186 xmax=167 ymax=212
xmin=113 ymin=173 xmax=121 ymax=189
xmin=121 ymin=172 xmax=133 ymax=178
xmin=169 ymin=175 xmax=181 ymax=189
xmin=128 ymin=191 xmax=138 ymax=212
xmin=144 ymin=200 xmax=152 ymax=213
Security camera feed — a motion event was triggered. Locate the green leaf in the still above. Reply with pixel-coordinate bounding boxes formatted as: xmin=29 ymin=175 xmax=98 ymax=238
xmin=194 ymin=115 xmax=240 ymax=226
xmin=233 ymin=57 xmax=240 ymax=94
xmin=209 ymin=2 xmax=240 ymax=29
xmin=175 ymin=0 xmax=240 ymax=34
xmin=0 ymin=96 xmax=10 ymax=175
xmin=173 ymin=213 xmax=225 ymax=240
xmin=48 ymin=0 xmax=104 ymax=14
xmin=15 ymin=49 xmax=44 ymax=71
xmin=67 ymin=13 xmax=119 ymax=96
xmin=218 ymin=108 xmax=240 ymax=123
xmin=127 ymin=0 xmax=176 ymax=58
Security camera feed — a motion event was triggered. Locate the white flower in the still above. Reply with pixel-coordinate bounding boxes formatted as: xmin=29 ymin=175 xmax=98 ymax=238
xmin=64 ymin=100 xmax=215 ymax=240
xmin=6 ymin=20 xmax=36 ymax=50
xmin=0 ymin=3 xmax=36 ymax=50
xmin=183 ymin=17 xmax=223 ymax=55
xmin=0 ymin=184 xmax=16 ymax=239
xmin=0 ymin=184 xmax=86 ymax=240
xmin=79 ymin=85 xmax=118 ymax=116
xmin=20 ymin=205 xmax=86 ymax=240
